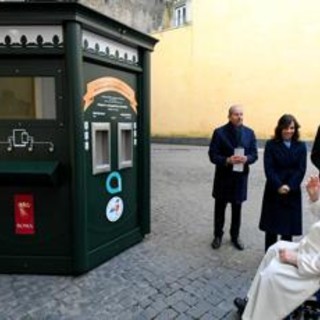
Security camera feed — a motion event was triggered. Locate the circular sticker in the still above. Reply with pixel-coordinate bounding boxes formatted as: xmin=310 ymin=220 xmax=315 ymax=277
xmin=106 ymin=196 xmax=124 ymax=222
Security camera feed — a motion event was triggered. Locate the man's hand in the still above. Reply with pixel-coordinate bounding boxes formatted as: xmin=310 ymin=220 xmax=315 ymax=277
xmin=228 ymin=155 xmax=247 ymax=164
xmin=279 ymin=248 xmax=298 ymax=267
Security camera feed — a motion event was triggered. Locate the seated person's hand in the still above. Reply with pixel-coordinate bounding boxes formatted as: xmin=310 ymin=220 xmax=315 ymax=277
xmin=306 ymin=175 xmax=320 ymax=202
xmin=279 ymin=248 xmax=298 ymax=267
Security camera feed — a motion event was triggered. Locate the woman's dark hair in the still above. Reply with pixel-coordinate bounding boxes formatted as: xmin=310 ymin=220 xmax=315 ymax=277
xmin=273 ymin=114 xmax=300 ymax=141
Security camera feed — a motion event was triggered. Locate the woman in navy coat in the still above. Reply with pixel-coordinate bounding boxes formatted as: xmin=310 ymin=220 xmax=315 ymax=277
xmin=259 ymin=114 xmax=307 ymax=252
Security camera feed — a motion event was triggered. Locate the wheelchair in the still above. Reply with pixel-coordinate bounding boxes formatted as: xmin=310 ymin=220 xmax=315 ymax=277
xmin=286 ymin=291 xmax=320 ymax=320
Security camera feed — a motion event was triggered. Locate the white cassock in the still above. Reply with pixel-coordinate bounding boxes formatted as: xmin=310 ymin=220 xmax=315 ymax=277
xmin=242 ymin=200 xmax=320 ymax=320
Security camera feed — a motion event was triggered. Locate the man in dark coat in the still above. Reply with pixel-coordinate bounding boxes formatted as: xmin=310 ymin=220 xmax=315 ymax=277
xmin=208 ymin=105 xmax=258 ymax=250
xmin=311 ymin=125 xmax=320 ymax=172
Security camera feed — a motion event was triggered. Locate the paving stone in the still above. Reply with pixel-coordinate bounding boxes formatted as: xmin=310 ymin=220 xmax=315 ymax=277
xmin=171 ymin=301 xmax=190 ymax=313
xmin=136 ymin=306 xmax=159 ymax=319
xmin=165 ymin=290 xmax=186 ymax=306
xmin=139 ymin=298 xmax=153 ymax=309
xmin=0 ymin=145 xmax=314 ymax=320
xmin=186 ymin=301 xmax=212 ymax=318
xmin=200 ymin=311 xmax=219 ymax=320
xmin=177 ymin=278 xmax=191 ymax=287
xmin=132 ymin=314 xmax=149 ymax=320
xmin=174 ymin=314 xmax=194 ymax=320
xmin=150 ymin=292 xmax=167 ymax=302
xmin=149 ymin=299 xmax=169 ymax=313
xmin=154 ymin=308 xmax=179 ymax=320
xmin=181 ymin=293 xmax=199 ymax=307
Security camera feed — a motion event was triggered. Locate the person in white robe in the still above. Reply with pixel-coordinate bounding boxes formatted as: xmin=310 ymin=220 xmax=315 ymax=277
xmin=234 ymin=175 xmax=320 ymax=320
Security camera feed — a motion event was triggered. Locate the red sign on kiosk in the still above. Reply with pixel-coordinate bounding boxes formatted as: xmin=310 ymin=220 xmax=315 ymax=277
xmin=14 ymin=194 xmax=35 ymax=235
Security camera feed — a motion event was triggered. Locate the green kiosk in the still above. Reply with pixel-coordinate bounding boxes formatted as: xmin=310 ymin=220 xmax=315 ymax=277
xmin=0 ymin=2 xmax=157 ymax=274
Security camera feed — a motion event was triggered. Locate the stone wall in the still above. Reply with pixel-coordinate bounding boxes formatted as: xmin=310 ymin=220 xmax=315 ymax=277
xmin=80 ymin=0 xmax=167 ymax=33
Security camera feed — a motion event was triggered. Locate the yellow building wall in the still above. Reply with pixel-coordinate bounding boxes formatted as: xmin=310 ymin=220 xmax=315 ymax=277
xmin=151 ymin=0 xmax=320 ymax=140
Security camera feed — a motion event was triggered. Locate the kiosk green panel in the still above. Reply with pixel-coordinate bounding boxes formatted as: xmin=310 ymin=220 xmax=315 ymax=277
xmin=83 ymin=64 xmax=141 ymax=269
xmin=0 ymin=1 xmax=157 ymax=274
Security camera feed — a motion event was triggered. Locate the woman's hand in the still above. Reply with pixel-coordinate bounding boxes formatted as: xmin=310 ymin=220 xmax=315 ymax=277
xmin=279 ymin=248 xmax=298 ymax=267
xmin=306 ymin=175 xmax=320 ymax=202
xmin=278 ymin=185 xmax=290 ymax=194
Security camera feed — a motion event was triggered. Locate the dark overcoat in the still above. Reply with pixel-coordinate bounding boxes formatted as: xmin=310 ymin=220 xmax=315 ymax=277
xmin=259 ymin=139 xmax=307 ymax=235
xmin=208 ymin=122 xmax=258 ymax=203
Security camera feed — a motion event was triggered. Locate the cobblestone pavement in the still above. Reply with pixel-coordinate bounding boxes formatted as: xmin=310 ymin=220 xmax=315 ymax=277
xmin=0 ymin=144 xmax=316 ymax=320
